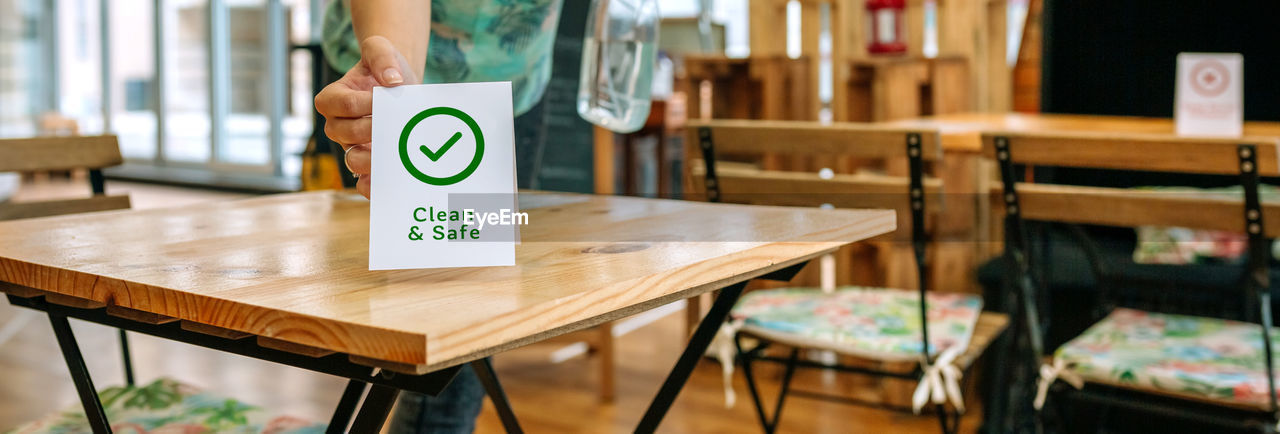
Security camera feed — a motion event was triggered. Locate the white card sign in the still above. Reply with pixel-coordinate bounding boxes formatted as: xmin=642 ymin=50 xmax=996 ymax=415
xmin=370 ymin=82 xmax=518 ymax=270
xmin=1175 ymin=52 xmax=1243 ymax=137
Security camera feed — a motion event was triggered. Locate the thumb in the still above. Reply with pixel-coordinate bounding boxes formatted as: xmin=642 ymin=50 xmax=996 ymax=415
xmin=360 ymin=36 xmax=416 ymax=87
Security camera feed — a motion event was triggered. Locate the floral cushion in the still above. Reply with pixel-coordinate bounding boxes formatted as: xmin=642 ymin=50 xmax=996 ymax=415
xmin=6 ymin=378 xmax=325 ymax=434
xmin=1055 ymin=308 xmax=1280 ymax=408
xmin=730 ymin=286 xmax=984 ymax=361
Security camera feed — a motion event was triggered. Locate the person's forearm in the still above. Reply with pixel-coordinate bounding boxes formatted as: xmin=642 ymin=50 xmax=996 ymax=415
xmin=350 ymin=0 xmax=429 ymax=80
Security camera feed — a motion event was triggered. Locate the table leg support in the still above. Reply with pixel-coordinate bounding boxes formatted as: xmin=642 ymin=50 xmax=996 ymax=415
xmin=326 ymin=377 xmax=369 ymax=434
xmin=48 ymin=312 xmax=112 ymax=434
xmin=348 ymin=383 xmax=399 ymax=434
xmin=119 ymin=329 xmax=135 ymax=387
xmin=472 ymin=357 xmax=524 ymax=434
xmin=635 ymin=280 xmax=750 ymax=433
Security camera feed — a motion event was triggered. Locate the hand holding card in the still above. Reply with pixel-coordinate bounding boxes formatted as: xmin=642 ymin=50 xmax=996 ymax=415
xmin=314 ymin=36 xmax=420 ymax=198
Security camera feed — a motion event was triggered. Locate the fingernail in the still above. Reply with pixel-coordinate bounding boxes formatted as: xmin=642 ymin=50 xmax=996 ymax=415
xmin=383 ymin=68 xmax=403 ymax=85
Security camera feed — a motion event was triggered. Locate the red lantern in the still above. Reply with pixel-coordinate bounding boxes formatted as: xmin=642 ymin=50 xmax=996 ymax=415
xmin=866 ymin=0 xmax=907 ymax=54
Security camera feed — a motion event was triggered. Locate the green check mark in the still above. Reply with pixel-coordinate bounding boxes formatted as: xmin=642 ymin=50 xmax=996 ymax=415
xmin=420 ymin=132 xmax=463 ymax=162
xmin=400 ymin=106 xmax=483 ymax=186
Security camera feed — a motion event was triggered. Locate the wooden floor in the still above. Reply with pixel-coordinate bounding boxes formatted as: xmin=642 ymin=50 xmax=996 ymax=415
xmin=0 ymin=180 xmax=980 ymax=433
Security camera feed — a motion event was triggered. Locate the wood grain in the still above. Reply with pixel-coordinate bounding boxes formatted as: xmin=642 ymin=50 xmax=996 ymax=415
xmin=0 ymin=191 xmax=896 ymax=371
xmin=0 ymin=135 xmax=123 ymax=172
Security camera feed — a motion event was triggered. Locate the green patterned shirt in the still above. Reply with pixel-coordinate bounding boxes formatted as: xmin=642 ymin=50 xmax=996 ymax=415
xmin=322 ymin=0 xmax=562 ymax=115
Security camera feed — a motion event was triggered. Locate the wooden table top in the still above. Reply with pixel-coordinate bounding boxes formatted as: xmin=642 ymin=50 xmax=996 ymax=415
xmin=0 ymin=191 xmax=895 ymax=372
xmin=885 ymin=112 xmax=1280 ymax=153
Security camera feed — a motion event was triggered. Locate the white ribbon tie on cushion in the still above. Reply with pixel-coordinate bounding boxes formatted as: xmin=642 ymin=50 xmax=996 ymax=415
xmin=911 ymin=345 xmax=966 ymax=414
xmin=715 ymin=319 xmax=746 ymax=408
xmin=1033 ymin=358 xmax=1084 ymax=409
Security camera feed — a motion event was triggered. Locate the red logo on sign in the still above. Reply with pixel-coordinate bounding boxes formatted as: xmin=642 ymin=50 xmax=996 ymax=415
xmin=1190 ymin=60 xmax=1230 ymax=98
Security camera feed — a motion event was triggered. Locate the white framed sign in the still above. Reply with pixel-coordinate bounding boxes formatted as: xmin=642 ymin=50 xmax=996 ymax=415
xmin=369 ymin=82 xmax=519 ymax=270
xmin=1175 ymin=52 xmax=1243 ymax=137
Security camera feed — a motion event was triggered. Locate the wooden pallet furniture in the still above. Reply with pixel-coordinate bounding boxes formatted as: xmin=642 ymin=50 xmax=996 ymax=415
xmin=842 ymin=56 xmax=970 ymax=122
xmin=746 ymin=0 xmax=1012 ymax=117
xmin=679 ymin=55 xmax=820 ymax=122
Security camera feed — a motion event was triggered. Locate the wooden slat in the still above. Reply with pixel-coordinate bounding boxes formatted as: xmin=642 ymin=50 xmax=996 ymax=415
xmin=693 ymin=165 xmax=943 ymax=213
xmin=0 ymin=195 xmax=131 ymax=221
xmin=0 ymin=135 xmax=123 ymax=172
xmin=45 ymin=293 xmax=106 ymax=309
xmin=687 ymin=119 xmax=943 ymax=161
xmin=257 ymin=336 xmax=337 ymax=358
xmin=980 ymin=130 xmax=1280 ymax=175
xmin=885 ymin=112 xmax=1280 ymax=153
xmin=350 ymin=355 xmax=430 ymax=375
xmin=0 ymin=282 xmax=45 ymax=298
xmin=1008 ymin=183 xmax=1280 ymax=237
xmin=956 ymin=311 xmax=1009 ymax=370
xmin=180 ymin=321 xmax=253 ymax=340
xmin=106 ymin=305 xmax=178 ymax=325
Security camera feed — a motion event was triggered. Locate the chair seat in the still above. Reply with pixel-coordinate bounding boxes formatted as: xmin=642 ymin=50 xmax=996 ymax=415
xmin=1055 ymin=308 xmax=1280 ymax=409
xmin=730 ymin=286 xmax=985 ymax=362
xmin=6 ymin=377 xmax=326 ymax=433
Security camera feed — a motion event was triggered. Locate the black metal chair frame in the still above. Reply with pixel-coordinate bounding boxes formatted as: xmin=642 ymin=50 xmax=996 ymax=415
xmin=994 ymin=136 xmax=1280 ymax=433
xmin=697 ymin=127 xmax=967 ymax=434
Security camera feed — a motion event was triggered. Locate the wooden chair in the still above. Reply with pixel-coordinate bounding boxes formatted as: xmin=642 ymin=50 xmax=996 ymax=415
xmin=985 ymin=130 xmax=1280 ymax=432
xmin=0 ymin=135 xmax=136 ymax=385
xmin=0 ymin=135 xmax=131 ymax=221
xmin=688 ymin=119 xmax=1009 ymax=434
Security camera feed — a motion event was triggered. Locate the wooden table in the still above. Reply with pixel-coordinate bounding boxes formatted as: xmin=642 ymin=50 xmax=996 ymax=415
xmin=0 ymin=190 xmax=895 ymax=433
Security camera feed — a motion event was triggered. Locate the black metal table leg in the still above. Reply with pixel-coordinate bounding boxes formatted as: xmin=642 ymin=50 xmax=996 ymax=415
xmin=119 ymin=329 xmax=135 ymax=387
xmin=768 ymin=348 xmax=800 ymax=433
xmin=735 ymin=334 xmax=771 ymax=432
xmin=348 ymin=383 xmax=399 ymax=434
xmin=472 ymin=357 xmax=523 ymax=434
xmin=635 ymin=280 xmax=750 ymax=433
xmin=48 ymin=312 xmax=112 ymax=434
xmin=326 ymin=377 xmax=370 ymax=434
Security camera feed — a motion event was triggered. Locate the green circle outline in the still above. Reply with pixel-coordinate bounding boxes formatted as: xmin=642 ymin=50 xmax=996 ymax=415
xmin=398 ymin=106 xmax=484 ymax=186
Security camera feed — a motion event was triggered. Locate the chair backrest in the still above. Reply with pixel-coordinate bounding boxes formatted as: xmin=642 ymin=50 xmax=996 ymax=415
xmin=688 ymin=119 xmax=946 ymax=362
xmin=982 ymin=131 xmax=1280 ymax=236
xmin=685 ymin=119 xmax=945 ymax=219
xmin=987 ymin=129 xmax=1280 ymax=413
xmin=0 ymin=135 xmax=131 ymax=220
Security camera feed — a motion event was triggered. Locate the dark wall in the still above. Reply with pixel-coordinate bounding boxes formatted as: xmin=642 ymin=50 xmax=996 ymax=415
xmin=1042 ymin=0 xmax=1280 ymax=120
xmin=535 ymin=0 xmax=596 ymax=192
